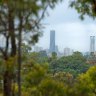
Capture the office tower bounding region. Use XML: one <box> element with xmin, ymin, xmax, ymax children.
<box><xmin>55</xmin><ymin>45</ymin><xmax>59</xmax><ymax>54</ymax></box>
<box><xmin>49</xmin><ymin>30</ymin><xmax>55</xmax><ymax>53</ymax></box>
<box><xmin>90</xmin><ymin>36</ymin><xmax>95</xmax><ymax>53</ymax></box>
<box><xmin>64</xmin><ymin>47</ymin><xmax>73</xmax><ymax>56</ymax></box>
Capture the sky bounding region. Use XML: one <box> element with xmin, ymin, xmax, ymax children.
<box><xmin>35</xmin><ymin>0</ymin><xmax>96</xmax><ymax>52</ymax></box>
<box><xmin>0</xmin><ymin>1</ymin><xmax>95</xmax><ymax>53</ymax></box>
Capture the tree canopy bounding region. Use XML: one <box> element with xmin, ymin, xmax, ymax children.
<box><xmin>49</xmin><ymin>52</ymin><xmax>91</xmax><ymax>77</ymax></box>
<box><xmin>70</xmin><ymin>0</ymin><xmax>96</xmax><ymax>19</ymax></box>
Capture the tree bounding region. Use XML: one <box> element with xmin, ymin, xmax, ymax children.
<box><xmin>49</xmin><ymin>52</ymin><xmax>91</xmax><ymax>77</ymax></box>
<box><xmin>21</xmin><ymin>60</ymin><xmax>68</xmax><ymax>96</ymax></box>
<box><xmin>39</xmin><ymin>78</ymin><xmax>65</xmax><ymax>96</ymax></box>
<box><xmin>22</xmin><ymin>60</ymin><xmax>48</xmax><ymax>96</ymax></box>
<box><xmin>51</xmin><ymin>52</ymin><xmax>57</xmax><ymax>60</ymax></box>
<box><xmin>0</xmin><ymin>0</ymin><xmax>62</xmax><ymax>96</ymax></box>
<box><xmin>31</xmin><ymin>51</ymin><xmax>48</xmax><ymax>64</ymax></box>
<box><xmin>70</xmin><ymin>0</ymin><xmax>96</xmax><ymax>19</ymax></box>
<box><xmin>72</xmin><ymin>66</ymin><xmax>96</xmax><ymax>96</ymax></box>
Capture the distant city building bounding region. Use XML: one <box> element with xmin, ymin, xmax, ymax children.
<box><xmin>45</xmin><ymin>49</ymin><xmax>49</xmax><ymax>54</ymax></box>
<box><xmin>64</xmin><ymin>47</ymin><xmax>73</xmax><ymax>56</ymax></box>
<box><xmin>49</xmin><ymin>30</ymin><xmax>55</xmax><ymax>53</ymax></box>
<box><xmin>90</xmin><ymin>36</ymin><xmax>95</xmax><ymax>53</ymax></box>
<box><xmin>34</xmin><ymin>46</ymin><xmax>43</xmax><ymax>52</ymax></box>
<box><xmin>83</xmin><ymin>52</ymin><xmax>90</xmax><ymax>56</ymax></box>
<box><xmin>57</xmin><ymin>52</ymin><xmax>64</xmax><ymax>57</ymax></box>
<box><xmin>55</xmin><ymin>45</ymin><xmax>59</xmax><ymax>55</ymax></box>
<box><xmin>86</xmin><ymin>36</ymin><xmax>96</xmax><ymax>65</ymax></box>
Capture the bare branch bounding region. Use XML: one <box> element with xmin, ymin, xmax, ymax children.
<box><xmin>32</xmin><ymin>4</ymin><xmax>49</xmax><ymax>30</ymax></box>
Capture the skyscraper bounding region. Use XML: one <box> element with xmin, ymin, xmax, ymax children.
<box><xmin>64</xmin><ymin>47</ymin><xmax>73</xmax><ymax>56</ymax></box>
<box><xmin>90</xmin><ymin>36</ymin><xmax>95</xmax><ymax>53</ymax></box>
<box><xmin>49</xmin><ymin>30</ymin><xmax>55</xmax><ymax>53</ymax></box>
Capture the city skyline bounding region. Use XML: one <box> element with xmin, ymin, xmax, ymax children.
<box><xmin>35</xmin><ymin>0</ymin><xmax>96</xmax><ymax>52</ymax></box>
<box><xmin>35</xmin><ymin>31</ymin><xmax>96</xmax><ymax>53</ymax></box>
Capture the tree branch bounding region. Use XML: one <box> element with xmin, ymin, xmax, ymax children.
<box><xmin>5</xmin><ymin>35</ymin><xmax>9</xmax><ymax>54</ymax></box>
<box><xmin>0</xmin><ymin>47</ymin><xmax>7</xmax><ymax>59</ymax></box>
<box><xmin>0</xmin><ymin>47</ymin><xmax>5</xmax><ymax>55</ymax></box>
<box><xmin>32</xmin><ymin>4</ymin><xmax>49</xmax><ymax>30</ymax></box>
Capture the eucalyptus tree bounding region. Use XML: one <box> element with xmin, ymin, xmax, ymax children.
<box><xmin>0</xmin><ymin>0</ymin><xmax>62</xmax><ymax>96</ymax></box>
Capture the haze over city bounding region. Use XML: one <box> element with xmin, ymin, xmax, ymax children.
<box><xmin>36</xmin><ymin>0</ymin><xmax>96</xmax><ymax>52</ymax></box>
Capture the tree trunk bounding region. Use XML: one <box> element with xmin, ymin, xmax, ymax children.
<box><xmin>3</xmin><ymin>7</ymin><xmax>16</xmax><ymax>96</ymax></box>
<box><xmin>3</xmin><ymin>71</ymin><xmax>12</xmax><ymax>96</ymax></box>
<box><xmin>17</xmin><ymin>13</ymin><xmax>22</xmax><ymax>96</ymax></box>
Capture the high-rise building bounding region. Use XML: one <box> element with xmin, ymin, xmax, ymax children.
<box><xmin>64</xmin><ymin>47</ymin><xmax>73</xmax><ymax>56</ymax></box>
<box><xmin>49</xmin><ymin>30</ymin><xmax>55</xmax><ymax>53</ymax></box>
<box><xmin>90</xmin><ymin>36</ymin><xmax>95</xmax><ymax>53</ymax></box>
<box><xmin>55</xmin><ymin>45</ymin><xmax>59</xmax><ymax>54</ymax></box>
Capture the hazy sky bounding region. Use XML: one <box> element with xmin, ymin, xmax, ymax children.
<box><xmin>36</xmin><ymin>0</ymin><xmax>96</xmax><ymax>52</ymax></box>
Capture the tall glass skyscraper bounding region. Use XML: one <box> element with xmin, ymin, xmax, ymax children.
<box><xmin>49</xmin><ymin>30</ymin><xmax>55</xmax><ymax>53</ymax></box>
<box><xmin>90</xmin><ymin>36</ymin><xmax>95</xmax><ymax>53</ymax></box>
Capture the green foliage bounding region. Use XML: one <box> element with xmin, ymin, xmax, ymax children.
<box><xmin>1</xmin><ymin>54</ymin><xmax>94</xmax><ymax>96</ymax></box>
<box><xmin>0</xmin><ymin>59</ymin><xmax>4</xmax><ymax>78</ymax></box>
<box><xmin>51</xmin><ymin>52</ymin><xmax>57</xmax><ymax>60</ymax></box>
<box><xmin>70</xmin><ymin>0</ymin><xmax>96</xmax><ymax>19</ymax></box>
<box><xmin>1</xmin><ymin>50</ymin><xmax>93</xmax><ymax>96</ymax></box>
<box><xmin>28</xmin><ymin>52</ymin><xmax>48</xmax><ymax>64</ymax></box>
<box><xmin>21</xmin><ymin>43</ymin><xmax>32</xmax><ymax>62</ymax></box>
<box><xmin>0</xmin><ymin>1</ymin><xmax>62</xmax><ymax>95</ymax></box>
<box><xmin>53</xmin><ymin>72</ymin><xmax>74</xmax><ymax>85</ymax></box>
<box><xmin>0</xmin><ymin>0</ymin><xmax>62</xmax><ymax>45</ymax></box>
<box><xmin>87</xmin><ymin>66</ymin><xmax>96</xmax><ymax>87</ymax></box>
<box><xmin>49</xmin><ymin>52</ymin><xmax>91</xmax><ymax>77</ymax></box>
<box><xmin>22</xmin><ymin>60</ymin><xmax>67</xmax><ymax>96</ymax></box>
<box><xmin>71</xmin><ymin>66</ymin><xmax>96</xmax><ymax>96</ymax></box>
<box><xmin>39</xmin><ymin>78</ymin><xmax>65</xmax><ymax>96</ymax></box>
<box><xmin>22</xmin><ymin>62</ymin><xmax>48</xmax><ymax>87</ymax></box>
<box><xmin>21</xmin><ymin>58</ymin><xmax>96</xmax><ymax>96</ymax></box>
<box><xmin>0</xmin><ymin>59</ymin><xmax>4</xmax><ymax>94</ymax></box>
